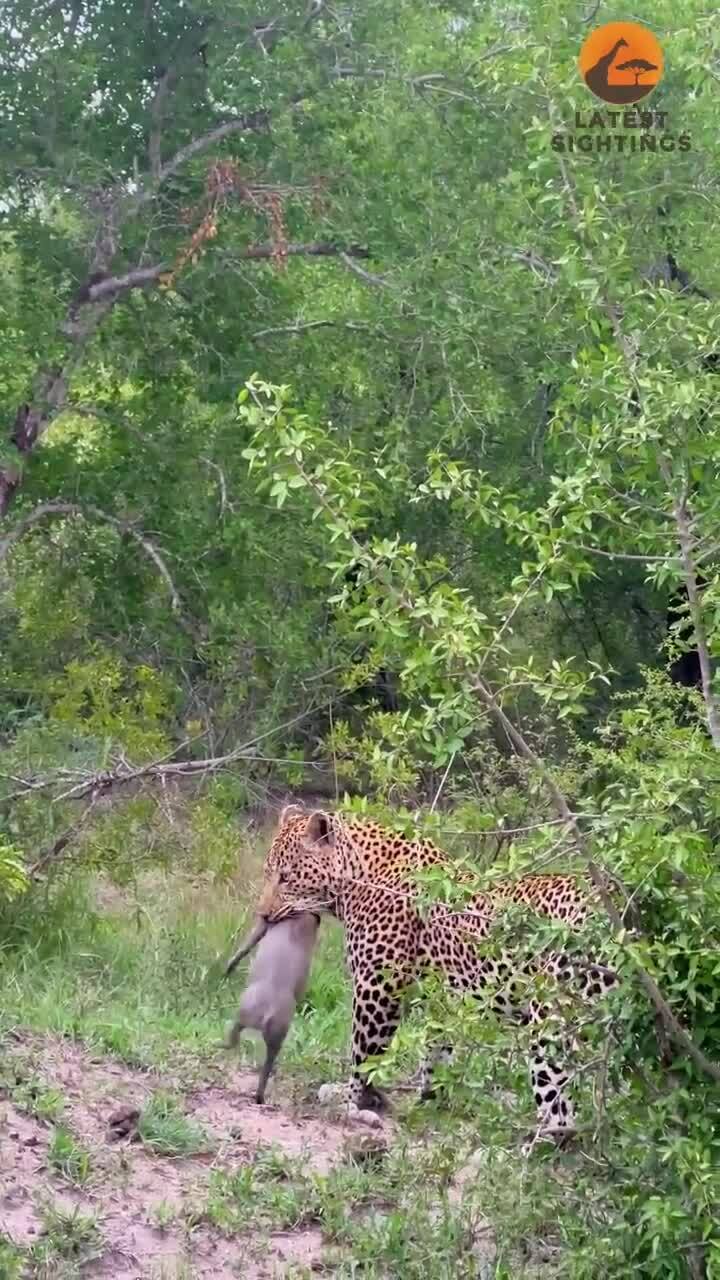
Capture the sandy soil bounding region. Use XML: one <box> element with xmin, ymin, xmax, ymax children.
<box><xmin>0</xmin><ymin>1031</ymin><xmax>395</xmax><ymax>1278</ymax></box>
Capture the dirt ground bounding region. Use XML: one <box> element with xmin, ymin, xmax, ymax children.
<box><xmin>0</xmin><ymin>1031</ymin><xmax>396</xmax><ymax>1279</ymax></box>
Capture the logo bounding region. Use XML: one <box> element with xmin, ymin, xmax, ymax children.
<box><xmin>550</xmin><ymin>23</ymin><xmax>687</xmax><ymax>153</ymax></box>
<box><xmin>579</xmin><ymin>22</ymin><xmax>663</xmax><ymax>104</ymax></box>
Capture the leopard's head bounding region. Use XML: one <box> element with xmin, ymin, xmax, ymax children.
<box><xmin>257</xmin><ymin>805</ymin><xmax>341</xmax><ymax>922</ymax></box>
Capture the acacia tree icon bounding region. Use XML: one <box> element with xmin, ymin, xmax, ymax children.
<box><xmin>617</xmin><ymin>57</ymin><xmax>658</xmax><ymax>86</ymax></box>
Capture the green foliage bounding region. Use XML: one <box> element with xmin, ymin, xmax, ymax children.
<box><xmin>0</xmin><ymin>1236</ymin><xmax>25</xmax><ymax>1280</ymax></box>
<box><xmin>46</xmin><ymin>654</ymin><xmax>173</xmax><ymax>759</ymax></box>
<box><xmin>0</xmin><ymin>836</ymin><xmax>29</xmax><ymax>901</ymax></box>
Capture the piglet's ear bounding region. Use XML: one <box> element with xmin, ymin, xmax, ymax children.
<box><xmin>303</xmin><ymin>809</ymin><xmax>335</xmax><ymax>849</ymax></box>
<box><xmin>278</xmin><ymin>803</ymin><xmax>305</xmax><ymax>827</ymax></box>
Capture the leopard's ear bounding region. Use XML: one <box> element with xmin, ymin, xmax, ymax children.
<box><xmin>278</xmin><ymin>803</ymin><xmax>305</xmax><ymax>828</ymax></box>
<box><xmin>303</xmin><ymin>809</ymin><xmax>335</xmax><ymax>850</ymax></box>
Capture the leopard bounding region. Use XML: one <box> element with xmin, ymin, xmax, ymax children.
<box><xmin>254</xmin><ymin>803</ymin><xmax>617</xmax><ymax>1142</ymax></box>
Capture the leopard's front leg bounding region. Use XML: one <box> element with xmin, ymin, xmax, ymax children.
<box><xmin>348</xmin><ymin>965</ymin><xmax>402</xmax><ymax>1113</ymax></box>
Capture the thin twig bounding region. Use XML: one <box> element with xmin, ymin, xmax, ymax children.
<box><xmin>202</xmin><ymin>458</ymin><xmax>229</xmax><ymax>517</ymax></box>
<box><xmin>429</xmin><ymin>754</ymin><xmax>455</xmax><ymax>815</ymax></box>
<box><xmin>251</xmin><ymin>319</ymin><xmax>387</xmax><ymax>340</ymax></box>
<box><xmin>563</xmin><ymin>541</ymin><xmax>678</xmax><ymax>564</ymax></box>
<box><xmin>338</xmin><ymin>251</ymin><xmax>393</xmax><ymax>288</ymax></box>
<box><xmin>28</xmin><ymin>795</ymin><xmax>99</xmax><ymax>877</ymax></box>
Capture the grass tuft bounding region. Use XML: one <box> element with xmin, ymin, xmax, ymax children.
<box><xmin>137</xmin><ymin>1090</ymin><xmax>212</xmax><ymax>1157</ymax></box>
<box><xmin>0</xmin><ymin>1235</ymin><xmax>25</xmax><ymax>1280</ymax></box>
<box><xmin>0</xmin><ymin>1057</ymin><xmax>65</xmax><ymax>1121</ymax></box>
<box><xmin>48</xmin><ymin>1124</ymin><xmax>92</xmax><ymax>1185</ymax></box>
<box><xmin>29</xmin><ymin>1200</ymin><xmax>103</xmax><ymax>1278</ymax></box>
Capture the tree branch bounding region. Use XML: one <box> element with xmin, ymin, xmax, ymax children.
<box><xmin>242</xmin><ymin>240</ymin><xmax>370</xmax><ymax>262</ymax></box>
<box><xmin>0</xmin><ymin>258</ymin><xmax>136</xmax><ymax>516</ymax></box>
<box><xmin>338</xmin><ymin>250</ymin><xmax>392</xmax><ymax>288</ymax></box>
<box><xmin>202</xmin><ymin>457</ymin><xmax>229</xmax><ymax>517</ymax></box>
<box><xmin>563</xmin><ymin>541</ymin><xmax>678</xmax><ymax>565</ymax></box>
<box><xmin>148</xmin><ymin>66</ymin><xmax>178</xmax><ymax>180</ymax></box>
<box><xmin>0</xmin><ymin>501</ymin><xmax>187</xmax><ymax>624</ymax></box>
<box><xmin>135</xmin><ymin>111</ymin><xmax>271</xmax><ymax>209</ymax></box>
<box><xmin>0</xmin><ymin>348</ymin><xmax>101</xmax><ymax>518</ymax></box>
<box><xmin>85</xmin><ymin>264</ymin><xmax>168</xmax><ymax>302</ymax></box>
<box><xmin>251</xmin><ymin>318</ymin><xmax>387</xmax><ymax>340</ymax></box>
<box><xmin>6</xmin><ymin>705</ymin><xmax>321</xmax><ymax>812</ymax></box>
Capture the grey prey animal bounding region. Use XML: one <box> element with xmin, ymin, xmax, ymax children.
<box><xmin>223</xmin><ymin>912</ymin><xmax>320</xmax><ymax>1103</ymax></box>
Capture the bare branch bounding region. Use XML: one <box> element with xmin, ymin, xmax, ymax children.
<box><xmin>242</xmin><ymin>241</ymin><xmax>371</xmax><ymax>263</ymax></box>
<box><xmin>1</xmin><ymin>704</ymin><xmax>323</xmax><ymax>817</ymax></box>
<box><xmin>0</xmin><ymin>501</ymin><xmax>185</xmax><ymax>621</ymax></box>
<box><xmin>148</xmin><ymin>66</ymin><xmax>177</xmax><ymax>179</ymax></box>
<box><xmin>251</xmin><ymin>318</ymin><xmax>387</xmax><ymax>340</ymax></box>
<box><xmin>57</xmin><ymin>705</ymin><xmax>321</xmax><ymax>804</ymax></box>
<box><xmin>1</xmin><ymin>353</ymin><xmax>97</xmax><ymax>518</ymax></box>
<box><xmin>202</xmin><ymin>457</ymin><xmax>229</xmax><ymax>517</ymax></box>
<box><xmin>68</xmin><ymin>245</ymin><xmax>373</xmax><ymax>306</ymax></box>
<box><xmin>137</xmin><ymin>111</ymin><xmax>271</xmax><ymax>207</ymax></box>
<box><xmin>563</xmin><ymin>541</ymin><xmax>679</xmax><ymax>565</ymax></box>
<box><xmin>85</xmin><ymin>263</ymin><xmax>168</xmax><ymax>302</ymax></box>
<box><xmin>338</xmin><ymin>251</ymin><xmax>393</xmax><ymax>288</ymax></box>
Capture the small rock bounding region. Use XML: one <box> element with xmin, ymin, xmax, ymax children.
<box><xmin>347</xmin><ymin>1102</ymin><xmax>382</xmax><ymax>1128</ymax></box>
<box><xmin>354</xmin><ymin>1108</ymin><xmax>383</xmax><ymax>1129</ymax></box>
<box><xmin>106</xmin><ymin>1104</ymin><xmax>141</xmax><ymax>1142</ymax></box>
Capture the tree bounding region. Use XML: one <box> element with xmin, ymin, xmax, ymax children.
<box><xmin>617</xmin><ymin>57</ymin><xmax>659</xmax><ymax>86</ymax></box>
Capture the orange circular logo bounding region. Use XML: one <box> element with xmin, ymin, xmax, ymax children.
<box><xmin>579</xmin><ymin>22</ymin><xmax>663</xmax><ymax>104</ymax></box>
